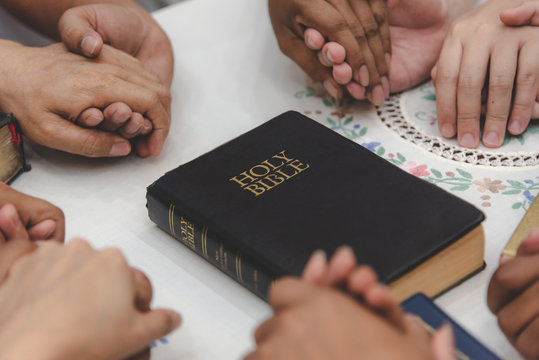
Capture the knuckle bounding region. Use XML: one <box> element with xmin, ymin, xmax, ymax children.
<box><xmin>373</xmin><ymin>8</ymin><xmax>387</xmax><ymax>24</ymax></box>
<box><xmin>489</xmin><ymin>74</ymin><xmax>513</xmax><ymax>92</ymax></box>
<box><xmin>436</xmin><ymin>71</ymin><xmax>458</xmax><ymax>85</ymax></box>
<box><xmin>363</xmin><ymin>22</ymin><xmax>379</xmax><ymax>39</ymax></box>
<box><xmin>517</xmin><ymin>71</ymin><xmax>537</xmax><ymax>87</ymax></box>
<box><xmin>458</xmin><ymin>74</ymin><xmax>482</xmax><ymax>91</ymax></box>
<box><xmin>486</xmin><ymin>112</ymin><xmax>508</xmax><ymax>123</ymax></box>
<box><xmin>457</xmin><ymin>112</ymin><xmax>479</xmax><ymax>125</ymax></box>
<box><xmin>80</xmin><ymin>133</ymin><xmax>101</xmax><ymax>157</ymax></box>
<box><xmin>327</xmin><ymin>18</ymin><xmax>348</xmax><ymax>34</ymax></box>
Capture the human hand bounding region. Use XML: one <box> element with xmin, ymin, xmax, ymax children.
<box><xmin>434</xmin><ymin>0</ymin><xmax>539</xmax><ymax>149</ymax></box>
<box><xmin>0</xmin><ymin>183</ymin><xmax>64</xmax><ymax>242</ymax></box>
<box><xmin>302</xmin><ymin>0</ymin><xmax>450</xmax><ymax>102</ymax></box>
<box><xmin>268</xmin><ymin>0</ymin><xmax>389</xmax><ymax>100</ymax></box>
<box><xmin>487</xmin><ymin>228</ymin><xmax>539</xmax><ymax>360</ymax></box>
<box><xmin>246</xmin><ymin>277</ymin><xmax>454</xmax><ymax>360</ymax></box>
<box><xmin>58</xmin><ymin>2</ymin><xmax>173</xmax><ymax>157</ymax></box>
<box><xmin>0</xmin><ymin>239</ymin><xmax>181</xmax><ymax>360</ymax></box>
<box><xmin>0</xmin><ymin>41</ymin><xmax>170</xmax><ymax>157</ymax></box>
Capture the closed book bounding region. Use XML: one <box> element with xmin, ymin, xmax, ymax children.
<box><xmin>402</xmin><ymin>293</ymin><xmax>500</xmax><ymax>359</ymax></box>
<box><xmin>146</xmin><ymin>111</ymin><xmax>485</xmax><ymax>300</ymax></box>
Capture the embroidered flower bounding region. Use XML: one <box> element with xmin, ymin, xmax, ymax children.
<box><xmin>361</xmin><ymin>142</ymin><xmax>381</xmax><ymax>152</ymax></box>
<box><xmin>523</xmin><ymin>190</ymin><xmax>536</xmax><ymax>202</ymax></box>
<box><xmin>401</xmin><ymin>162</ymin><xmax>430</xmax><ymax>177</ymax></box>
<box><xmin>473</xmin><ymin>178</ymin><xmax>507</xmax><ymax>193</ymax></box>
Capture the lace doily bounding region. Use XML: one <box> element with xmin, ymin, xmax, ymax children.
<box><xmin>376</xmin><ymin>82</ymin><xmax>539</xmax><ymax>167</ymax></box>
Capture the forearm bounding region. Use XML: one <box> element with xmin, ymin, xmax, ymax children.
<box><xmin>0</xmin><ymin>0</ymin><xmax>138</xmax><ymax>39</ymax></box>
<box><xmin>446</xmin><ymin>0</ymin><xmax>477</xmax><ymax>21</ymax></box>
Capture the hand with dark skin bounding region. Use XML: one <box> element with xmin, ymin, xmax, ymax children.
<box><xmin>268</xmin><ymin>0</ymin><xmax>390</xmax><ymax>102</ymax></box>
<box><xmin>488</xmin><ymin>228</ymin><xmax>539</xmax><ymax>360</ymax></box>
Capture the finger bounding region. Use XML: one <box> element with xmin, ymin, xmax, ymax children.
<box><xmin>456</xmin><ymin>42</ymin><xmax>490</xmax><ymax>148</ymax></box>
<box><xmin>365</xmin><ymin>284</ymin><xmax>406</xmax><ymax>331</ymax></box>
<box><xmin>140</xmin><ymin>118</ymin><xmax>153</xmax><ymax>136</ymax></box>
<box><xmin>347</xmin><ymin>265</ymin><xmax>379</xmax><ymax>296</ymax></box>
<box><xmin>301</xmin><ymin>250</ymin><xmax>328</xmax><ymax>285</ymax></box>
<box><xmin>304</xmin><ymin>28</ymin><xmax>325</xmax><ymax>50</ymax></box>
<box><xmin>135</xmin><ymin>309</ymin><xmax>182</xmax><ymax>345</ymax></box>
<box><xmin>0</xmin><ymin>238</ymin><xmax>37</xmax><ymax>283</ymax></box>
<box><xmin>102</xmin><ymin>103</ymin><xmax>133</xmax><ymax>132</ymax></box>
<box><xmin>515</xmin><ymin>315</ymin><xmax>539</xmax><ymax>360</ymax></box>
<box><xmin>298</xmin><ymin>4</ymin><xmax>378</xmax><ymax>88</ymax></box>
<box><xmin>318</xmin><ymin>42</ymin><xmax>346</xmax><ymax>66</ymax></box>
<box><xmin>0</xmin><ymin>204</ymin><xmax>29</xmax><ymax>241</ymax></box>
<box><xmin>507</xmin><ymin>41</ymin><xmax>539</xmax><ymax>135</ymax></box>
<box><xmin>118</xmin><ymin>112</ymin><xmax>145</xmax><ymax>139</ymax></box>
<box><xmin>27</xmin><ymin>219</ymin><xmax>57</xmax><ymax>241</ymax></box>
<box><xmin>59</xmin><ymin>7</ymin><xmax>104</xmax><ymax>58</ymax></box>
<box><xmin>488</xmin><ymin>253</ymin><xmax>539</xmax><ymax>313</ymax></box>
<box><xmin>517</xmin><ymin>228</ymin><xmax>539</xmax><ymax>256</ymax></box>
<box><xmin>333</xmin><ymin>62</ymin><xmax>353</xmax><ymax>85</ymax></box>
<box><xmin>347</xmin><ymin>81</ymin><xmax>366</xmax><ymax>100</ymax></box>
<box><xmin>435</xmin><ymin>38</ymin><xmax>462</xmax><ymax>139</ymax></box>
<box><xmin>269</xmin><ymin>277</ymin><xmax>313</xmax><ymax>312</ymax></box>
<box><xmin>275</xmin><ymin>27</ymin><xmax>342</xmax><ymax>98</ymax></box>
<box><xmin>500</xmin><ymin>1</ymin><xmax>539</xmax><ymax>26</ymax></box>
<box><xmin>431</xmin><ymin>323</ymin><xmax>456</xmax><ymax>360</ymax></box>
<box><xmin>132</xmin><ymin>268</ymin><xmax>153</xmax><ymax>312</ymax></box>
<box><xmin>327</xmin><ymin>245</ymin><xmax>357</xmax><ymax>287</ymax></box>
<box><xmin>254</xmin><ymin>317</ymin><xmax>277</xmax><ymax>345</ymax></box>
<box><xmin>497</xmin><ymin>280</ymin><xmax>539</xmax><ymax>342</ymax></box>
<box><xmin>348</xmin><ymin>0</ymin><xmax>389</xmax><ymax>76</ymax></box>
<box><xmin>77</xmin><ymin>108</ymin><xmax>104</xmax><ymax>128</ymax></box>
<box><xmin>37</xmin><ymin>114</ymin><xmax>131</xmax><ymax>158</ymax></box>
<box><xmin>431</xmin><ymin>65</ymin><xmax>438</xmax><ymax>83</ymax></box>
<box><xmin>482</xmin><ymin>42</ymin><xmax>518</xmax><ymax>147</ymax></box>
<box><xmin>370</xmin><ymin>0</ymin><xmax>391</xmax><ymax>56</ymax></box>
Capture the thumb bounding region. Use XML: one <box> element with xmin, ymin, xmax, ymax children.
<box><xmin>38</xmin><ymin>115</ymin><xmax>131</xmax><ymax>158</ymax></box>
<box><xmin>58</xmin><ymin>7</ymin><xmax>104</xmax><ymax>58</ymax></box>
<box><xmin>431</xmin><ymin>323</ymin><xmax>456</xmax><ymax>360</ymax></box>
<box><xmin>500</xmin><ymin>1</ymin><xmax>539</xmax><ymax>26</ymax></box>
<box><xmin>135</xmin><ymin>309</ymin><xmax>182</xmax><ymax>344</ymax></box>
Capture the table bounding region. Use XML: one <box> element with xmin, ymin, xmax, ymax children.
<box><xmin>11</xmin><ymin>0</ymin><xmax>537</xmax><ymax>358</ymax></box>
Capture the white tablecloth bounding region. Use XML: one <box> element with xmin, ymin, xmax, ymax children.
<box><xmin>10</xmin><ymin>0</ymin><xmax>533</xmax><ymax>358</ymax></box>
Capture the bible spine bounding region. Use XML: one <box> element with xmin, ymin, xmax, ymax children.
<box><xmin>147</xmin><ymin>192</ymin><xmax>273</xmax><ymax>299</ymax></box>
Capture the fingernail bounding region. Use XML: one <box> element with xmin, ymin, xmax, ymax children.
<box><xmin>323</xmin><ymin>80</ymin><xmax>338</xmax><ymax>98</ymax></box>
<box><xmin>347</xmin><ymin>82</ymin><xmax>365</xmax><ymax>100</ymax></box>
<box><xmin>385</xmin><ymin>52</ymin><xmax>391</xmax><ymax>67</ymax></box>
<box><xmin>509</xmin><ymin>121</ymin><xmax>521</xmax><ymax>134</ymax></box>
<box><xmin>109</xmin><ymin>142</ymin><xmax>131</xmax><ymax>156</ymax></box>
<box><xmin>372</xmin><ymin>85</ymin><xmax>385</xmax><ymax>106</ymax></box>
<box><xmin>381</xmin><ymin>76</ymin><xmax>390</xmax><ymax>98</ymax></box>
<box><xmin>499</xmin><ymin>255</ymin><xmax>513</xmax><ymax>265</ymax></box>
<box><xmin>441</xmin><ymin>124</ymin><xmax>455</xmax><ymax>138</ymax></box>
<box><xmin>312</xmin><ymin>249</ymin><xmax>327</xmax><ymax>262</ymax></box>
<box><xmin>460</xmin><ymin>133</ymin><xmax>476</xmax><ymax>148</ymax></box>
<box><xmin>171</xmin><ymin>312</ymin><xmax>182</xmax><ymax>329</ymax></box>
<box><xmin>305</xmin><ymin>36</ymin><xmax>316</xmax><ymax>50</ymax></box>
<box><xmin>86</xmin><ymin>115</ymin><xmax>102</xmax><ymax>127</ymax></box>
<box><xmin>484</xmin><ymin>131</ymin><xmax>500</xmax><ymax>147</ymax></box>
<box><xmin>337</xmin><ymin>245</ymin><xmax>354</xmax><ymax>256</ymax></box>
<box><xmin>359</xmin><ymin>65</ymin><xmax>369</xmax><ymax>87</ymax></box>
<box><xmin>326</xmin><ymin>49</ymin><xmax>335</xmax><ymax>64</ymax></box>
<box><xmin>81</xmin><ymin>35</ymin><xmax>99</xmax><ymax>56</ymax></box>
<box><xmin>125</xmin><ymin>120</ymin><xmax>140</xmax><ymax>135</ymax></box>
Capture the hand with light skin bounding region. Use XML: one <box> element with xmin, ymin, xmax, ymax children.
<box><xmin>245</xmin><ymin>274</ymin><xmax>455</xmax><ymax>360</ymax></box>
<box><xmin>0</xmin><ymin>0</ymin><xmax>173</xmax><ymax>157</ymax></box>
<box><xmin>0</xmin><ymin>40</ymin><xmax>169</xmax><ymax>157</ymax></box>
<box><xmin>0</xmin><ymin>239</ymin><xmax>181</xmax><ymax>360</ymax></box>
<box><xmin>300</xmin><ymin>0</ymin><xmax>474</xmax><ymax>101</ymax></box>
<box><xmin>268</xmin><ymin>0</ymin><xmax>390</xmax><ymax>102</ymax></box>
<box><xmin>0</xmin><ymin>183</ymin><xmax>64</xmax><ymax>242</ymax></box>
<box><xmin>488</xmin><ymin>228</ymin><xmax>539</xmax><ymax>360</ymax></box>
<box><xmin>433</xmin><ymin>0</ymin><xmax>539</xmax><ymax>149</ymax></box>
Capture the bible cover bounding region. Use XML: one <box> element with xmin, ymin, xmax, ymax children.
<box><xmin>402</xmin><ymin>293</ymin><xmax>500</xmax><ymax>359</ymax></box>
<box><xmin>147</xmin><ymin>111</ymin><xmax>485</xmax><ymax>299</ymax></box>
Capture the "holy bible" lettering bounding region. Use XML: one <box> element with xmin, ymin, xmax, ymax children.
<box><xmin>229</xmin><ymin>150</ymin><xmax>310</xmax><ymax>196</ymax></box>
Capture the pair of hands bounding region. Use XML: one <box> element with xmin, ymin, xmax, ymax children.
<box><xmin>269</xmin><ymin>0</ymin><xmax>453</xmax><ymax>104</ymax></box>
<box><xmin>488</xmin><ymin>228</ymin><xmax>539</xmax><ymax>360</ymax></box>
<box><xmin>0</xmin><ymin>186</ymin><xmax>180</xmax><ymax>360</ymax></box>
<box><xmin>434</xmin><ymin>0</ymin><xmax>539</xmax><ymax>148</ymax></box>
<box><xmin>247</xmin><ymin>247</ymin><xmax>454</xmax><ymax>359</ymax></box>
<box><xmin>0</xmin><ymin>2</ymin><xmax>173</xmax><ymax>158</ymax></box>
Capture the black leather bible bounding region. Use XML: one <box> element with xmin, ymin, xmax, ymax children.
<box><xmin>147</xmin><ymin>111</ymin><xmax>485</xmax><ymax>300</ymax></box>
